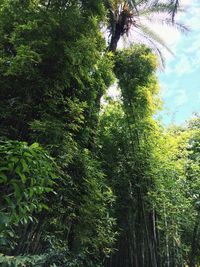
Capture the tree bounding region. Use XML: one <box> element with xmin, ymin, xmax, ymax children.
<box><xmin>183</xmin><ymin>115</ymin><xmax>200</xmax><ymax>267</ymax></box>
<box><xmin>98</xmin><ymin>45</ymin><xmax>198</xmax><ymax>267</ymax></box>
<box><xmin>0</xmin><ymin>0</ymin><xmax>193</xmax><ymax>266</ymax></box>
<box><xmin>98</xmin><ymin>45</ymin><xmax>162</xmax><ymax>267</ymax></box>
<box><xmin>106</xmin><ymin>0</ymin><xmax>187</xmax><ymax>60</ymax></box>
<box><xmin>0</xmin><ymin>0</ymin><xmax>116</xmax><ymax>265</ymax></box>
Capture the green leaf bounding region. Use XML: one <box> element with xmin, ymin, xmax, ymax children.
<box><xmin>12</xmin><ymin>183</ymin><xmax>22</xmax><ymax>202</ymax></box>
<box><xmin>21</xmin><ymin>159</ymin><xmax>30</xmax><ymax>173</ymax></box>
<box><xmin>0</xmin><ymin>173</ymin><xmax>7</xmax><ymax>183</ymax></box>
<box><xmin>30</xmin><ymin>143</ymin><xmax>39</xmax><ymax>149</ymax></box>
<box><xmin>0</xmin><ymin>212</ymin><xmax>10</xmax><ymax>226</ymax></box>
<box><xmin>16</xmin><ymin>169</ymin><xmax>26</xmax><ymax>183</ymax></box>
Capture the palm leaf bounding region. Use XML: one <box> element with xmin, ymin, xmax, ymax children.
<box><xmin>143</xmin><ymin>16</ymin><xmax>189</xmax><ymax>33</ymax></box>
<box><xmin>135</xmin><ymin>23</ymin><xmax>174</xmax><ymax>55</ymax></box>
<box><xmin>125</xmin><ymin>0</ymin><xmax>139</xmax><ymax>14</ymax></box>
<box><xmin>139</xmin><ymin>3</ymin><xmax>184</xmax><ymax>15</ymax></box>
<box><xmin>130</xmin><ymin>29</ymin><xmax>166</xmax><ymax>68</ymax></box>
<box><xmin>106</xmin><ymin>0</ymin><xmax>188</xmax><ymax>56</ymax></box>
<box><xmin>170</xmin><ymin>0</ymin><xmax>179</xmax><ymax>22</ymax></box>
<box><xmin>162</xmin><ymin>18</ymin><xmax>189</xmax><ymax>33</ymax></box>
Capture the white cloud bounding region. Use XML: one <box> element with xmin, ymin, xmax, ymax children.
<box><xmin>174</xmin><ymin>55</ymin><xmax>193</xmax><ymax>75</ymax></box>
<box><xmin>175</xmin><ymin>89</ymin><xmax>188</xmax><ymax>106</ymax></box>
<box><xmin>180</xmin><ymin>0</ymin><xmax>197</xmax><ymax>9</ymax></box>
<box><xmin>192</xmin><ymin>51</ymin><xmax>200</xmax><ymax>67</ymax></box>
<box><xmin>181</xmin><ymin>5</ymin><xmax>200</xmax><ymax>33</ymax></box>
<box><xmin>160</xmin><ymin>81</ymin><xmax>178</xmax><ymax>99</ymax></box>
<box><xmin>180</xmin><ymin>0</ymin><xmax>193</xmax><ymax>4</ymax></box>
<box><xmin>173</xmin><ymin>46</ymin><xmax>200</xmax><ymax>76</ymax></box>
<box><xmin>184</xmin><ymin>36</ymin><xmax>200</xmax><ymax>53</ymax></box>
<box><xmin>149</xmin><ymin>23</ymin><xmax>181</xmax><ymax>48</ymax></box>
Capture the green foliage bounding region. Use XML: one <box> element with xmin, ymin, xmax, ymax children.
<box><xmin>0</xmin><ymin>253</ymin><xmax>47</xmax><ymax>267</ymax></box>
<box><xmin>0</xmin><ymin>0</ymin><xmax>196</xmax><ymax>266</ymax></box>
<box><xmin>0</xmin><ymin>140</ymin><xmax>57</xmax><ymax>251</ymax></box>
<box><xmin>98</xmin><ymin>46</ymin><xmax>163</xmax><ymax>266</ymax></box>
<box><xmin>44</xmin><ymin>149</ymin><xmax>116</xmax><ymax>266</ymax></box>
<box><xmin>114</xmin><ymin>45</ymin><xmax>160</xmax><ymax>117</ymax></box>
<box><xmin>72</xmin><ymin>150</ymin><xmax>116</xmax><ymax>257</ymax></box>
<box><xmin>0</xmin><ymin>0</ymin><xmax>114</xmax><ymax>149</ymax></box>
<box><xmin>98</xmin><ymin>46</ymin><xmax>200</xmax><ymax>266</ymax></box>
<box><xmin>0</xmin><ymin>1</ymin><xmax>115</xmax><ymax>264</ymax></box>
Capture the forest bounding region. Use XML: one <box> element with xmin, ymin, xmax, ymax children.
<box><xmin>0</xmin><ymin>0</ymin><xmax>199</xmax><ymax>266</ymax></box>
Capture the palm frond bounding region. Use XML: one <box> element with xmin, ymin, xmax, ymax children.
<box><xmin>106</xmin><ymin>0</ymin><xmax>188</xmax><ymax>55</ymax></box>
<box><xmin>130</xmin><ymin>28</ymin><xmax>166</xmax><ymax>68</ymax></box>
<box><xmin>125</xmin><ymin>0</ymin><xmax>139</xmax><ymax>15</ymax></box>
<box><xmin>163</xmin><ymin>18</ymin><xmax>189</xmax><ymax>33</ymax></box>
<box><xmin>139</xmin><ymin>3</ymin><xmax>184</xmax><ymax>16</ymax></box>
<box><xmin>143</xmin><ymin>16</ymin><xmax>189</xmax><ymax>34</ymax></box>
<box><xmin>170</xmin><ymin>0</ymin><xmax>179</xmax><ymax>22</ymax></box>
<box><xmin>134</xmin><ymin>0</ymin><xmax>181</xmax><ymax>21</ymax></box>
<box><xmin>135</xmin><ymin>23</ymin><xmax>174</xmax><ymax>55</ymax></box>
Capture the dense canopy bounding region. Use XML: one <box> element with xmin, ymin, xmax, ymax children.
<box><xmin>0</xmin><ymin>1</ymin><xmax>199</xmax><ymax>267</ymax></box>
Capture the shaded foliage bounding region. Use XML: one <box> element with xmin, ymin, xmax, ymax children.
<box><xmin>0</xmin><ymin>0</ymin><xmax>197</xmax><ymax>266</ymax></box>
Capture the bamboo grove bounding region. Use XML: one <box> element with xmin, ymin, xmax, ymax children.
<box><xmin>0</xmin><ymin>1</ymin><xmax>199</xmax><ymax>267</ymax></box>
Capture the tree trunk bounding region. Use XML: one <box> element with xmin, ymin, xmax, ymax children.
<box><xmin>164</xmin><ymin>203</ymin><xmax>170</xmax><ymax>267</ymax></box>
<box><xmin>109</xmin><ymin>31</ymin><xmax>121</xmax><ymax>52</ymax></box>
<box><xmin>189</xmin><ymin>215</ymin><xmax>200</xmax><ymax>267</ymax></box>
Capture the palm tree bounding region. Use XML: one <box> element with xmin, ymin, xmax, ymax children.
<box><xmin>106</xmin><ymin>0</ymin><xmax>187</xmax><ymax>61</ymax></box>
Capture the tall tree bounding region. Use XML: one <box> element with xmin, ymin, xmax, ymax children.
<box><xmin>106</xmin><ymin>0</ymin><xmax>187</xmax><ymax>58</ymax></box>
<box><xmin>0</xmin><ymin>0</ymin><xmax>116</xmax><ymax>265</ymax></box>
<box><xmin>98</xmin><ymin>45</ymin><xmax>161</xmax><ymax>267</ymax></box>
<box><xmin>183</xmin><ymin>115</ymin><xmax>200</xmax><ymax>267</ymax></box>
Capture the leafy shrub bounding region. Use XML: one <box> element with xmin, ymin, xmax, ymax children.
<box><xmin>0</xmin><ymin>140</ymin><xmax>57</xmax><ymax>250</ymax></box>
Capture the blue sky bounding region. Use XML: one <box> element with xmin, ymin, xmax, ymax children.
<box><xmin>157</xmin><ymin>0</ymin><xmax>200</xmax><ymax>125</ymax></box>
